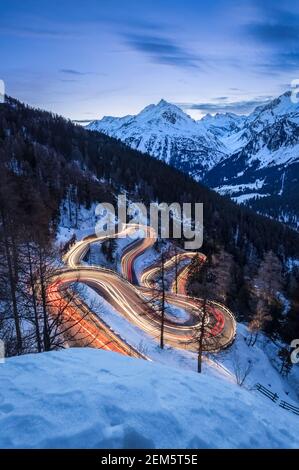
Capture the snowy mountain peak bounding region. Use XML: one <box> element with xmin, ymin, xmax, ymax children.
<box><xmin>86</xmin><ymin>99</ymin><xmax>226</xmax><ymax>178</ymax></box>
<box><xmin>160</xmin><ymin>98</ymin><xmax>170</xmax><ymax>104</ymax></box>
<box><xmin>202</xmin><ymin>111</ymin><xmax>244</xmax><ymax>122</ymax></box>
<box><xmin>246</xmin><ymin>91</ymin><xmax>299</xmax><ymax>128</ymax></box>
<box><xmin>86</xmin><ymin>91</ymin><xmax>299</xmax><ymax>221</ymax></box>
<box><xmin>201</xmin><ymin>112</ymin><xmax>246</xmax><ymax>137</ymax></box>
<box><xmin>157</xmin><ymin>98</ymin><xmax>172</xmax><ymax>107</ymax></box>
<box><xmin>136</xmin><ymin>99</ymin><xmax>195</xmax><ymax>127</ymax></box>
<box><xmin>204</xmin><ymin>91</ymin><xmax>299</xmax><ymax>228</ymax></box>
<box><xmin>87</xmin><ymin>99</ymin><xmax>196</xmax><ymax>134</ymax></box>
<box><xmin>255</xmin><ymin>91</ymin><xmax>294</xmax><ymax>114</ymax></box>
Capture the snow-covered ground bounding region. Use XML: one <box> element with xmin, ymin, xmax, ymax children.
<box><xmin>0</xmin><ymin>347</ymin><xmax>298</xmax><ymax>449</ymax></box>
<box><xmin>57</xmin><ymin>202</ymin><xmax>299</xmax><ymax>401</ymax></box>
<box><xmin>79</xmin><ymin>285</ymin><xmax>209</xmax><ymax>374</ymax></box>
<box><xmin>80</xmin><ymin>285</ymin><xmax>299</xmax><ymax>404</ymax></box>
<box><xmin>54</xmin><ymin>201</ymin><xmax>299</xmax><ymax>446</ymax></box>
<box><xmin>232</xmin><ymin>193</ymin><xmax>270</xmax><ymax>203</ymax></box>
<box><xmin>214</xmin><ymin>179</ymin><xmax>266</xmax><ymax>195</ymax></box>
<box><xmin>56</xmin><ymin>201</ymin><xmax>99</xmax><ymax>246</ymax></box>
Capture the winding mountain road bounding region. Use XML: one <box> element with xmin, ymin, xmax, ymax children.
<box><xmin>48</xmin><ymin>224</ymin><xmax>236</xmax><ymax>357</ymax></box>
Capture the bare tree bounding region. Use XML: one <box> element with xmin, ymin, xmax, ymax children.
<box><xmin>278</xmin><ymin>347</ymin><xmax>293</xmax><ymax>377</ymax></box>
<box><xmin>145</xmin><ymin>248</ymin><xmax>170</xmax><ymax>349</ymax></box>
<box><xmin>247</xmin><ymin>299</ymin><xmax>271</xmax><ymax>347</ymax></box>
<box><xmin>0</xmin><ymin>203</ymin><xmax>23</xmax><ymax>354</ymax></box>
<box><xmin>188</xmin><ymin>254</ymin><xmax>223</xmax><ymax>373</ymax></box>
<box><xmin>253</xmin><ymin>251</ymin><xmax>283</xmax><ymax>303</ymax></box>
<box><xmin>19</xmin><ymin>238</ymin><xmax>98</xmax><ymax>352</ymax></box>
<box><xmin>43</xmin><ymin>282</ymin><xmax>94</xmax><ymax>350</ymax></box>
<box><xmin>188</xmin><ymin>248</ymin><xmax>233</xmax><ymax>304</ymax></box>
<box><xmin>249</xmin><ymin>250</ymin><xmax>284</xmax><ymax>342</ymax></box>
<box><xmin>154</xmin><ymin>250</ymin><xmax>167</xmax><ymax>349</ymax></box>
<box><xmin>192</xmin><ymin>299</ymin><xmax>208</xmax><ymax>373</ymax></box>
<box><xmin>231</xmin><ymin>348</ymin><xmax>252</xmax><ymax>386</ymax></box>
<box><xmin>170</xmin><ymin>244</ymin><xmax>180</xmax><ymax>294</ymax></box>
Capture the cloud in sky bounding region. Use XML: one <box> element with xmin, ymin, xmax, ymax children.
<box><xmin>123</xmin><ymin>33</ymin><xmax>202</xmax><ymax>69</ymax></box>
<box><xmin>256</xmin><ymin>51</ymin><xmax>299</xmax><ymax>73</ymax></box>
<box><xmin>245</xmin><ymin>3</ymin><xmax>299</xmax><ymax>72</ymax></box>
<box><xmin>1</xmin><ymin>0</ymin><xmax>297</xmax><ymax>120</ymax></box>
<box><xmin>247</xmin><ymin>5</ymin><xmax>299</xmax><ymax>44</ymax></box>
<box><xmin>60</xmin><ymin>69</ymin><xmax>90</xmax><ymax>76</ymax></box>
<box><xmin>248</xmin><ymin>22</ymin><xmax>299</xmax><ymax>45</ymax></box>
<box><xmin>175</xmin><ymin>97</ymin><xmax>273</xmax><ymax>115</ymax></box>
<box><xmin>73</xmin><ymin>119</ymin><xmax>94</xmax><ymax>123</ymax></box>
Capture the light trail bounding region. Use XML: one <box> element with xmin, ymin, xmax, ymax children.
<box><xmin>48</xmin><ymin>224</ymin><xmax>236</xmax><ymax>356</ymax></box>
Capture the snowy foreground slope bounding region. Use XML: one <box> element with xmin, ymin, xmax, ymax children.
<box><xmin>0</xmin><ymin>348</ymin><xmax>298</xmax><ymax>449</ymax></box>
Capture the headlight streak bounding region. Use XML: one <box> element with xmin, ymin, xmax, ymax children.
<box><xmin>49</xmin><ymin>224</ymin><xmax>236</xmax><ymax>355</ymax></box>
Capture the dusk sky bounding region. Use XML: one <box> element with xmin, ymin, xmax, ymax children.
<box><xmin>1</xmin><ymin>0</ymin><xmax>299</xmax><ymax>121</ymax></box>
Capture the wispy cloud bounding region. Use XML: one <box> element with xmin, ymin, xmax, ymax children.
<box><xmin>60</xmin><ymin>69</ymin><xmax>91</xmax><ymax>76</ymax></box>
<box><xmin>248</xmin><ymin>22</ymin><xmax>299</xmax><ymax>45</ymax></box>
<box><xmin>245</xmin><ymin>3</ymin><xmax>299</xmax><ymax>72</ymax></box>
<box><xmin>123</xmin><ymin>33</ymin><xmax>202</xmax><ymax>69</ymax></box>
<box><xmin>73</xmin><ymin>119</ymin><xmax>95</xmax><ymax>124</ymax></box>
<box><xmin>247</xmin><ymin>4</ymin><xmax>299</xmax><ymax>44</ymax></box>
<box><xmin>59</xmin><ymin>78</ymin><xmax>79</xmax><ymax>83</ymax></box>
<box><xmin>257</xmin><ymin>51</ymin><xmax>299</xmax><ymax>73</ymax></box>
<box><xmin>60</xmin><ymin>69</ymin><xmax>85</xmax><ymax>76</ymax></box>
<box><xmin>175</xmin><ymin>97</ymin><xmax>273</xmax><ymax>115</ymax></box>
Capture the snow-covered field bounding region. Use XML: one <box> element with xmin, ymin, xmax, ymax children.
<box><xmin>79</xmin><ymin>284</ymin><xmax>299</xmax><ymax>403</ymax></box>
<box><xmin>0</xmin><ymin>348</ymin><xmax>298</xmax><ymax>449</ymax></box>
<box><xmin>57</xmin><ymin>203</ymin><xmax>299</xmax><ymax>403</ymax></box>
<box><xmin>49</xmin><ymin>202</ymin><xmax>299</xmax><ymax>449</ymax></box>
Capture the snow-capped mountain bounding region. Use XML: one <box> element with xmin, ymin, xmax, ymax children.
<box><xmin>201</xmin><ymin>112</ymin><xmax>248</xmax><ymax>153</ymax></box>
<box><xmin>87</xmin><ymin>92</ymin><xmax>299</xmax><ymax>229</ymax></box>
<box><xmin>201</xmin><ymin>112</ymin><xmax>245</xmax><ymax>137</ymax></box>
<box><xmin>87</xmin><ymin>99</ymin><xmax>227</xmax><ymax>180</ymax></box>
<box><xmin>204</xmin><ymin>92</ymin><xmax>299</xmax><ymax>228</ymax></box>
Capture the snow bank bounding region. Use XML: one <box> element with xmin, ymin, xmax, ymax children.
<box><xmin>0</xmin><ymin>348</ymin><xmax>298</xmax><ymax>449</ymax></box>
<box><xmin>72</xmin><ymin>285</ymin><xmax>299</xmax><ymax>401</ymax></box>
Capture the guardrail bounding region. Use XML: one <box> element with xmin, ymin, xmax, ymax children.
<box><xmin>254</xmin><ymin>383</ymin><xmax>279</xmax><ymax>402</ymax></box>
<box><xmin>254</xmin><ymin>383</ymin><xmax>299</xmax><ymax>416</ymax></box>
<box><xmin>279</xmin><ymin>400</ymin><xmax>299</xmax><ymax>415</ymax></box>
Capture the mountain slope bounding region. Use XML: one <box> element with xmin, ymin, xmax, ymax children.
<box><xmin>204</xmin><ymin>92</ymin><xmax>299</xmax><ymax>228</ymax></box>
<box><xmin>201</xmin><ymin>112</ymin><xmax>245</xmax><ymax>138</ymax></box>
<box><xmin>2</xmin><ymin>96</ymin><xmax>299</xmax><ymax>259</ymax></box>
<box><xmin>88</xmin><ymin>93</ymin><xmax>299</xmax><ymax>229</ymax></box>
<box><xmin>87</xmin><ymin>99</ymin><xmax>226</xmax><ymax>180</ymax></box>
<box><xmin>1</xmin><ymin>96</ymin><xmax>299</xmax><ymax>344</ymax></box>
<box><xmin>1</xmin><ymin>347</ymin><xmax>298</xmax><ymax>448</ymax></box>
